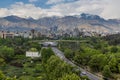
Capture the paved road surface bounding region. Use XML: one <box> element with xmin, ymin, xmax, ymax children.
<box><xmin>52</xmin><ymin>47</ymin><xmax>102</xmax><ymax>80</ymax></box>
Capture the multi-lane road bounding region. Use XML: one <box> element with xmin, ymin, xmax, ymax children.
<box><xmin>52</xmin><ymin>47</ymin><xmax>102</xmax><ymax>80</ymax></box>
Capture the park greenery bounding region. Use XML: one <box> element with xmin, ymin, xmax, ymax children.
<box><xmin>0</xmin><ymin>33</ymin><xmax>120</xmax><ymax>80</ymax></box>
<box><xmin>0</xmin><ymin>37</ymin><xmax>86</xmax><ymax>80</ymax></box>
<box><xmin>58</xmin><ymin>33</ymin><xmax>120</xmax><ymax>79</ymax></box>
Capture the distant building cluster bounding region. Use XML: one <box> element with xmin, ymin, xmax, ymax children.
<box><xmin>0</xmin><ymin>27</ymin><xmax>119</xmax><ymax>39</ymax></box>
<box><xmin>0</xmin><ymin>30</ymin><xmax>43</xmax><ymax>39</ymax></box>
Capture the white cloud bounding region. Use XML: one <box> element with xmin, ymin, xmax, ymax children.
<box><xmin>47</xmin><ymin>0</ymin><xmax>120</xmax><ymax>19</ymax></box>
<box><xmin>101</xmin><ymin>0</ymin><xmax>120</xmax><ymax>19</ymax></box>
<box><xmin>0</xmin><ymin>8</ymin><xmax>10</xmax><ymax>17</ymax></box>
<box><xmin>46</xmin><ymin>0</ymin><xmax>64</xmax><ymax>4</ymax></box>
<box><xmin>29</xmin><ymin>0</ymin><xmax>38</xmax><ymax>3</ymax></box>
<box><xmin>0</xmin><ymin>2</ymin><xmax>46</xmax><ymax>19</ymax></box>
<box><xmin>0</xmin><ymin>0</ymin><xmax>120</xmax><ymax>19</ymax></box>
<box><xmin>46</xmin><ymin>0</ymin><xmax>78</xmax><ymax>4</ymax></box>
<box><xmin>48</xmin><ymin>0</ymin><xmax>105</xmax><ymax>17</ymax></box>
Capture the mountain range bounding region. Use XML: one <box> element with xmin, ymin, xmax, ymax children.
<box><xmin>0</xmin><ymin>13</ymin><xmax>120</xmax><ymax>33</ymax></box>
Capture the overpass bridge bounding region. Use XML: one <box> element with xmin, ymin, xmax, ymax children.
<box><xmin>41</xmin><ymin>41</ymin><xmax>58</xmax><ymax>47</ymax></box>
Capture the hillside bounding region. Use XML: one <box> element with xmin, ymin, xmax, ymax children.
<box><xmin>0</xmin><ymin>13</ymin><xmax>120</xmax><ymax>33</ymax></box>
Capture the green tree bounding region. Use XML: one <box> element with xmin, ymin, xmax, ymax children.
<box><xmin>26</xmin><ymin>42</ymin><xmax>41</xmax><ymax>51</ymax></box>
<box><xmin>0</xmin><ymin>70</ymin><xmax>6</xmax><ymax>80</ymax></box>
<box><xmin>0</xmin><ymin>46</ymin><xmax>14</xmax><ymax>61</ymax></box>
<box><xmin>44</xmin><ymin>56</ymin><xmax>73</xmax><ymax>80</ymax></box>
<box><xmin>111</xmin><ymin>46</ymin><xmax>118</xmax><ymax>53</ymax></box>
<box><xmin>0</xmin><ymin>71</ymin><xmax>17</xmax><ymax>80</ymax></box>
<box><xmin>108</xmin><ymin>56</ymin><xmax>118</xmax><ymax>72</ymax></box>
<box><xmin>102</xmin><ymin>65</ymin><xmax>112</xmax><ymax>78</ymax></box>
<box><xmin>74</xmin><ymin>54</ymin><xmax>83</xmax><ymax>65</ymax></box>
<box><xmin>41</xmin><ymin>55</ymin><xmax>79</xmax><ymax>80</ymax></box>
<box><xmin>89</xmin><ymin>54</ymin><xmax>107</xmax><ymax>72</ymax></box>
<box><xmin>64</xmin><ymin>48</ymin><xmax>73</xmax><ymax>59</ymax></box>
<box><xmin>29</xmin><ymin>48</ymin><xmax>37</xmax><ymax>52</ymax></box>
<box><xmin>0</xmin><ymin>58</ymin><xmax>5</xmax><ymax>66</ymax></box>
<box><xmin>41</xmin><ymin>48</ymin><xmax>54</xmax><ymax>63</ymax></box>
<box><xmin>59</xmin><ymin>73</ymin><xmax>81</xmax><ymax>80</ymax></box>
<box><xmin>118</xmin><ymin>64</ymin><xmax>120</xmax><ymax>73</ymax></box>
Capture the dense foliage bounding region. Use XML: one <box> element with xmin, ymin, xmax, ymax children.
<box><xmin>0</xmin><ymin>37</ymin><xmax>83</xmax><ymax>80</ymax></box>
<box><xmin>40</xmin><ymin>48</ymin><xmax>82</xmax><ymax>80</ymax></box>
<box><xmin>59</xmin><ymin>35</ymin><xmax>120</xmax><ymax>79</ymax></box>
<box><xmin>1</xmin><ymin>33</ymin><xmax>120</xmax><ymax>79</ymax></box>
<box><xmin>103</xmin><ymin>33</ymin><xmax>120</xmax><ymax>45</ymax></box>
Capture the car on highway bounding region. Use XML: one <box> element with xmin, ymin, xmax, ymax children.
<box><xmin>81</xmin><ymin>71</ymin><xmax>87</xmax><ymax>75</ymax></box>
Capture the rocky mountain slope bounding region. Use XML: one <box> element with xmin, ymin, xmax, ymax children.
<box><xmin>0</xmin><ymin>13</ymin><xmax>120</xmax><ymax>33</ymax></box>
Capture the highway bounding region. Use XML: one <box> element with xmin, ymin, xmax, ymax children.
<box><xmin>52</xmin><ymin>47</ymin><xmax>102</xmax><ymax>80</ymax></box>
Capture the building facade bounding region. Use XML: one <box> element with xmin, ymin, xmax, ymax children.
<box><xmin>0</xmin><ymin>31</ymin><xmax>14</xmax><ymax>39</ymax></box>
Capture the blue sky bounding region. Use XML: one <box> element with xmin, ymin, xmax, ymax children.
<box><xmin>0</xmin><ymin>0</ymin><xmax>120</xmax><ymax>19</ymax></box>
<box><xmin>0</xmin><ymin>0</ymin><xmax>48</xmax><ymax>8</ymax></box>
<box><xmin>0</xmin><ymin>0</ymin><xmax>77</xmax><ymax>8</ymax></box>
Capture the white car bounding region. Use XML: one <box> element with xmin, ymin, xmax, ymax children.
<box><xmin>81</xmin><ymin>71</ymin><xmax>86</xmax><ymax>75</ymax></box>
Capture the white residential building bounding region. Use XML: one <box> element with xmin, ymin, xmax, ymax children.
<box><xmin>26</xmin><ymin>51</ymin><xmax>40</xmax><ymax>58</ymax></box>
